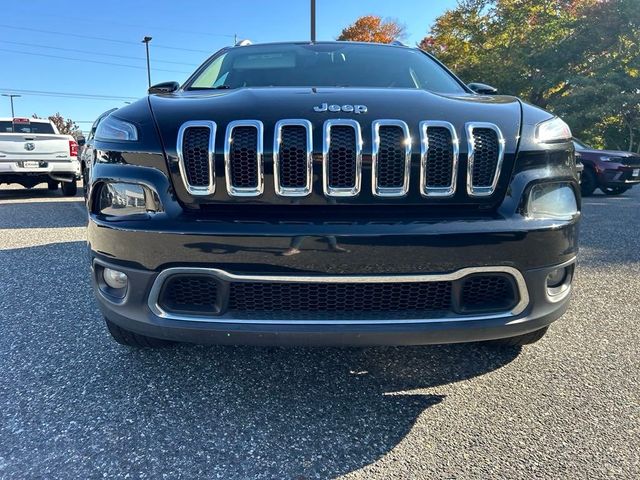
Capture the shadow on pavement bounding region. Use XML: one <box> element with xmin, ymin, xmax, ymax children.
<box><xmin>0</xmin><ymin>200</ymin><xmax>87</xmax><ymax>229</ymax></box>
<box><xmin>0</xmin><ymin>241</ymin><xmax>520</xmax><ymax>479</ymax></box>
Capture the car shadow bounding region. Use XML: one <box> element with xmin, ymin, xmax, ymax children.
<box><xmin>1</xmin><ymin>241</ymin><xmax>521</xmax><ymax>479</ymax></box>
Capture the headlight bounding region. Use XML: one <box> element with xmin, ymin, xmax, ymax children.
<box><xmin>599</xmin><ymin>156</ymin><xmax>620</xmax><ymax>162</ymax></box>
<box><xmin>97</xmin><ymin>182</ymin><xmax>160</xmax><ymax>216</ymax></box>
<box><xmin>526</xmin><ymin>183</ymin><xmax>578</xmax><ymax>220</ymax></box>
<box><xmin>535</xmin><ymin>117</ymin><xmax>571</xmax><ymax>143</ymax></box>
<box><xmin>95</xmin><ymin>116</ymin><xmax>138</xmax><ymax>142</ymax></box>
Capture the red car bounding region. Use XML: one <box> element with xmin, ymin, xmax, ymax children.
<box><xmin>574</xmin><ymin>138</ymin><xmax>640</xmax><ymax>196</ymax></box>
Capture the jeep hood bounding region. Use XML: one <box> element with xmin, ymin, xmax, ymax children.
<box><xmin>149</xmin><ymin>87</ymin><xmax>522</xmax><ymax>155</ymax></box>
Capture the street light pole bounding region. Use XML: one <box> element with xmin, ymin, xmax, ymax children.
<box><xmin>142</xmin><ymin>36</ymin><xmax>153</xmax><ymax>89</ymax></box>
<box><xmin>1</xmin><ymin>94</ymin><xmax>21</xmax><ymax>117</ymax></box>
<box><xmin>311</xmin><ymin>0</ymin><xmax>316</xmax><ymax>42</ymax></box>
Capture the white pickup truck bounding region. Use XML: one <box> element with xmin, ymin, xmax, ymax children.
<box><xmin>0</xmin><ymin>117</ymin><xmax>80</xmax><ymax>196</ymax></box>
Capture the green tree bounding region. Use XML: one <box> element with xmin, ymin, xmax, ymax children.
<box><xmin>420</xmin><ymin>0</ymin><xmax>640</xmax><ymax>152</ymax></box>
<box><xmin>338</xmin><ymin>15</ymin><xmax>407</xmax><ymax>43</ymax></box>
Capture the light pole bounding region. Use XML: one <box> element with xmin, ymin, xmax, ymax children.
<box><xmin>311</xmin><ymin>0</ymin><xmax>316</xmax><ymax>42</ymax></box>
<box><xmin>142</xmin><ymin>36</ymin><xmax>152</xmax><ymax>89</ymax></box>
<box><xmin>2</xmin><ymin>94</ymin><xmax>21</xmax><ymax>117</ymax></box>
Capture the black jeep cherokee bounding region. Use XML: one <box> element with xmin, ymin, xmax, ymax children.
<box><xmin>87</xmin><ymin>41</ymin><xmax>580</xmax><ymax>348</ymax></box>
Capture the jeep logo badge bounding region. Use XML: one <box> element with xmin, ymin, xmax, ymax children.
<box><xmin>24</xmin><ymin>142</ymin><xmax>35</xmax><ymax>151</ymax></box>
<box><xmin>313</xmin><ymin>103</ymin><xmax>368</xmax><ymax>114</ymax></box>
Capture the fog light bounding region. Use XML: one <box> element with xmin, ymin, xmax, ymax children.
<box><xmin>527</xmin><ymin>183</ymin><xmax>578</xmax><ymax>220</ymax></box>
<box><xmin>103</xmin><ymin>268</ymin><xmax>128</xmax><ymax>290</ymax></box>
<box><xmin>546</xmin><ymin>267</ymin><xmax>567</xmax><ymax>288</ymax></box>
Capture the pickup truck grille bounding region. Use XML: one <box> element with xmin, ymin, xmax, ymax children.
<box><xmin>177</xmin><ymin>119</ymin><xmax>505</xmax><ymax>200</ymax></box>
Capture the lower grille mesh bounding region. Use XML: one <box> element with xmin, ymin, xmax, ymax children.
<box><xmin>156</xmin><ymin>273</ymin><xmax>519</xmax><ymax>318</ymax></box>
<box><xmin>461</xmin><ymin>275</ymin><xmax>515</xmax><ymax>311</ymax></box>
<box><xmin>229</xmin><ymin>281</ymin><xmax>453</xmax><ymax>313</ymax></box>
<box><xmin>159</xmin><ymin>276</ymin><xmax>218</xmax><ymax>313</ymax></box>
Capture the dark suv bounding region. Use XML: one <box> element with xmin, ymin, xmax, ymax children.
<box><xmin>573</xmin><ymin>138</ymin><xmax>640</xmax><ymax>196</ymax></box>
<box><xmin>86</xmin><ymin>41</ymin><xmax>580</xmax><ymax>348</ymax></box>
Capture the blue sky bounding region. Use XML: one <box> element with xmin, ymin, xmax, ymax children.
<box><xmin>0</xmin><ymin>0</ymin><xmax>457</xmax><ymax>133</ymax></box>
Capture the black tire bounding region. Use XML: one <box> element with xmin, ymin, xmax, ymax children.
<box><xmin>580</xmin><ymin>168</ymin><xmax>598</xmax><ymax>197</ymax></box>
<box><xmin>61</xmin><ymin>180</ymin><xmax>78</xmax><ymax>196</ymax></box>
<box><xmin>490</xmin><ymin>326</ymin><xmax>549</xmax><ymax>346</ymax></box>
<box><xmin>47</xmin><ymin>180</ymin><xmax>58</xmax><ymax>191</ymax></box>
<box><xmin>105</xmin><ymin>318</ymin><xmax>176</xmax><ymax>348</ymax></box>
<box><xmin>601</xmin><ymin>186</ymin><xmax>630</xmax><ymax>196</ymax></box>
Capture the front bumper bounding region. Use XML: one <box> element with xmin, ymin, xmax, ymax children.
<box><xmin>89</xmin><ymin>212</ymin><xmax>579</xmax><ymax>345</ymax></box>
<box><xmin>600</xmin><ymin>166</ymin><xmax>640</xmax><ymax>186</ymax></box>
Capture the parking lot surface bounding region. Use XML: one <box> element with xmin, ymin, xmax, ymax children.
<box><xmin>1</xmin><ymin>185</ymin><xmax>639</xmax><ymax>479</ymax></box>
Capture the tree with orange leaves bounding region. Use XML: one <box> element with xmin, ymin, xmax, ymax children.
<box><xmin>338</xmin><ymin>15</ymin><xmax>406</xmax><ymax>44</ymax></box>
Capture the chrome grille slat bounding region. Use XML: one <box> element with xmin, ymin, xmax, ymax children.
<box><xmin>372</xmin><ymin>120</ymin><xmax>411</xmax><ymax>197</ymax></box>
<box><xmin>465</xmin><ymin>122</ymin><xmax>505</xmax><ymax>197</ymax></box>
<box><xmin>176</xmin><ymin>118</ymin><xmax>507</xmax><ymax>200</ymax></box>
<box><xmin>322</xmin><ymin>119</ymin><xmax>363</xmax><ymax>197</ymax></box>
<box><xmin>176</xmin><ymin>121</ymin><xmax>216</xmax><ymax>196</ymax></box>
<box><xmin>273</xmin><ymin>119</ymin><xmax>313</xmax><ymax>197</ymax></box>
<box><xmin>224</xmin><ymin>120</ymin><xmax>264</xmax><ymax>197</ymax></box>
<box><xmin>420</xmin><ymin>121</ymin><xmax>459</xmax><ymax>197</ymax></box>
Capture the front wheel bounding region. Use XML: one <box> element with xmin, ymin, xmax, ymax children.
<box><xmin>490</xmin><ymin>327</ymin><xmax>549</xmax><ymax>346</ymax></box>
<box><xmin>105</xmin><ymin>318</ymin><xmax>176</xmax><ymax>348</ymax></box>
<box><xmin>601</xmin><ymin>186</ymin><xmax>630</xmax><ymax>196</ymax></box>
<box><xmin>61</xmin><ymin>180</ymin><xmax>78</xmax><ymax>196</ymax></box>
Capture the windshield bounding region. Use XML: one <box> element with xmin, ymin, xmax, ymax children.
<box><xmin>0</xmin><ymin>121</ymin><xmax>55</xmax><ymax>134</ymax></box>
<box><xmin>187</xmin><ymin>43</ymin><xmax>466</xmax><ymax>94</ymax></box>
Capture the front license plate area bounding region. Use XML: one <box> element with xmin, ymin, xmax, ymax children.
<box><xmin>633</xmin><ymin>168</ymin><xmax>640</xmax><ymax>178</ymax></box>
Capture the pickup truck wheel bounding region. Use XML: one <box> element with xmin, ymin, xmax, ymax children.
<box><xmin>490</xmin><ymin>326</ymin><xmax>548</xmax><ymax>346</ymax></box>
<box><xmin>61</xmin><ymin>180</ymin><xmax>78</xmax><ymax>196</ymax></box>
<box><xmin>601</xmin><ymin>186</ymin><xmax>630</xmax><ymax>196</ymax></box>
<box><xmin>47</xmin><ymin>181</ymin><xmax>58</xmax><ymax>191</ymax></box>
<box><xmin>580</xmin><ymin>168</ymin><xmax>597</xmax><ymax>197</ymax></box>
<box><xmin>105</xmin><ymin>318</ymin><xmax>176</xmax><ymax>348</ymax></box>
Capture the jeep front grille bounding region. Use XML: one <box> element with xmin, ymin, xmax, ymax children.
<box><xmin>323</xmin><ymin>120</ymin><xmax>363</xmax><ymax>197</ymax></box>
<box><xmin>466</xmin><ymin>122</ymin><xmax>505</xmax><ymax>197</ymax></box>
<box><xmin>372</xmin><ymin>120</ymin><xmax>411</xmax><ymax>196</ymax></box>
<box><xmin>176</xmin><ymin>119</ymin><xmax>505</xmax><ymax>200</ymax></box>
<box><xmin>224</xmin><ymin>120</ymin><xmax>264</xmax><ymax>196</ymax></box>
<box><xmin>420</xmin><ymin>121</ymin><xmax>459</xmax><ymax>197</ymax></box>
<box><xmin>176</xmin><ymin>121</ymin><xmax>216</xmax><ymax>195</ymax></box>
<box><xmin>274</xmin><ymin>120</ymin><xmax>313</xmax><ymax>196</ymax></box>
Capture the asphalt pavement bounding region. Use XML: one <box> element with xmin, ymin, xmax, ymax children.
<box><xmin>0</xmin><ymin>183</ymin><xmax>638</xmax><ymax>479</ymax></box>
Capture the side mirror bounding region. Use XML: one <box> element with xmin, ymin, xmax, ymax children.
<box><xmin>77</xmin><ymin>136</ymin><xmax>86</xmax><ymax>147</ymax></box>
<box><xmin>148</xmin><ymin>81</ymin><xmax>180</xmax><ymax>94</ymax></box>
<box><xmin>468</xmin><ymin>82</ymin><xmax>498</xmax><ymax>95</ymax></box>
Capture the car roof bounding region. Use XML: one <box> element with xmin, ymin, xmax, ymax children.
<box><xmin>230</xmin><ymin>40</ymin><xmax>413</xmax><ymax>49</ymax></box>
